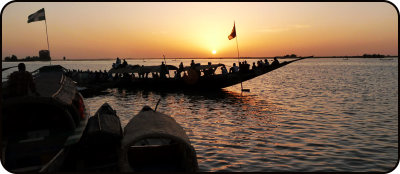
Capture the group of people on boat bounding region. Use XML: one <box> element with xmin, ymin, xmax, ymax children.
<box><xmin>112</xmin><ymin>57</ymin><xmax>128</xmax><ymax>69</ymax></box>
<box><xmin>67</xmin><ymin>57</ymin><xmax>280</xmax><ymax>84</ymax></box>
<box><xmin>66</xmin><ymin>69</ymin><xmax>112</xmax><ymax>83</ymax></box>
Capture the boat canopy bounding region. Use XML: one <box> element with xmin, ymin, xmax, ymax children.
<box><xmin>182</xmin><ymin>63</ymin><xmax>225</xmax><ymax>71</ymax></box>
<box><xmin>108</xmin><ymin>65</ymin><xmax>178</xmax><ymax>74</ymax></box>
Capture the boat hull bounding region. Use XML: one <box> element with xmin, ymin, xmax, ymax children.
<box><xmin>70</xmin><ymin>58</ymin><xmax>306</xmax><ymax>94</ymax></box>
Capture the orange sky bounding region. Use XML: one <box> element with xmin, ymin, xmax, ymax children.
<box><xmin>2</xmin><ymin>2</ymin><xmax>398</xmax><ymax>60</ymax></box>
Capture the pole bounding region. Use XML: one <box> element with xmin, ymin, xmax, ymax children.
<box><xmin>234</xmin><ymin>22</ymin><xmax>243</xmax><ymax>91</ymax></box>
<box><xmin>44</xmin><ymin>14</ymin><xmax>51</xmax><ymax>65</ymax></box>
<box><xmin>163</xmin><ymin>54</ymin><xmax>170</xmax><ymax>78</ymax></box>
<box><xmin>235</xmin><ymin>37</ymin><xmax>244</xmax><ymax>91</ymax></box>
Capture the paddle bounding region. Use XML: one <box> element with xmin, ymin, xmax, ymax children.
<box><xmin>1</xmin><ymin>66</ymin><xmax>17</xmax><ymax>72</ymax></box>
<box><xmin>154</xmin><ymin>98</ymin><xmax>162</xmax><ymax>112</ymax></box>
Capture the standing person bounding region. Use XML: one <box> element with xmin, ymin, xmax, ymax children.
<box><xmin>160</xmin><ymin>61</ymin><xmax>167</xmax><ymax>78</ymax></box>
<box><xmin>6</xmin><ymin>63</ymin><xmax>39</xmax><ymax>97</ymax></box>
<box><xmin>139</xmin><ymin>65</ymin><xmax>145</xmax><ymax>78</ymax></box>
<box><xmin>190</xmin><ymin>60</ymin><xmax>195</xmax><ymax>68</ymax></box>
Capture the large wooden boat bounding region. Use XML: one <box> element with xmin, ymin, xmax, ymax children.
<box><xmin>1</xmin><ymin>66</ymin><xmax>89</xmax><ymax>172</ymax></box>
<box><xmin>69</xmin><ymin>57</ymin><xmax>307</xmax><ymax>94</ymax></box>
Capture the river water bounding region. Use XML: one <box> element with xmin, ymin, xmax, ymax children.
<box><xmin>2</xmin><ymin>58</ymin><xmax>398</xmax><ymax>172</ymax></box>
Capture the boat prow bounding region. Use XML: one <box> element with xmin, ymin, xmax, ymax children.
<box><xmin>120</xmin><ymin>106</ymin><xmax>198</xmax><ymax>172</ymax></box>
<box><xmin>60</xmin><ymin>102</ymin><xmax>123</xmax><ymax>172</ymax></box>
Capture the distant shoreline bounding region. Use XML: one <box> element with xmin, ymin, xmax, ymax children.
<box><xmin>3</xmin><ymin>56</ymin><xmax>398</xmax><ymax>61</ymax></box>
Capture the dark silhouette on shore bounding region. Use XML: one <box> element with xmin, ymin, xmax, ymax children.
<box><xmin>4</xmin><ymin>50</ymin><xmax>51</xmax><ymax>62</ymax></box>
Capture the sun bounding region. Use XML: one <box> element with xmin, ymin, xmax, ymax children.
<box><xmin>212</xmin><ymin>50</ymin><xmax>217</xmax><ymax>54</ymax></box>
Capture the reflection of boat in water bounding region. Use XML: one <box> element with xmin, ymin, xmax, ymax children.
<box><xmin>69</xmin><ymin>57</ymin><xmax>307</xmax><ymax>93</ymax></box>
<box><xmin>380</xmin><ymin>58</ymin><xmax>394</xmax><ymax>60</ymax></box>
<box><xmin>1</xmin><ymin>66</ymin><xmax>89</xmax><ymax>172</ymax></box>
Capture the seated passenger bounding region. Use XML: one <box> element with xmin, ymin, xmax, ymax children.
<box><xmin>252</xmin><ymin>62</ymin><xmax>257</xmax><ymax>70</ymax></box>
<box><xmin>6</xmin><ymin>63</ymin><xmax>39</xmax><ymax>97</ymax></box>
<box><xmin>271</xmin><ymin>58</ymin><xmax>280</xmax><ymax>66</ymax></box>
<box><xmin>229</xmin><ymin>63</ymin><xmax>239</xmax><ymax>73</ymax></box>
<box><xmin>178</xmin><ymin>62</ymin><xmax>184</xmax><ymax>74</ymax></box>
<box><xmin>122</xmin><ymin>59</ymin><xmax>128</xmax><ymax>67</ymax></box>
<box><xmin>115</xmin><ymin>57</ymin><xmax>121</xmax><ymax>68</ymax></box>
<box><xmin>221</xmin><ymin>65</ymin><xmax>228</xmax><ymax>75</ymax></box>
<box><xmin>264</xmin><ymin>59</ymin><xmax>270</xmax><ymax>66</ymax></box>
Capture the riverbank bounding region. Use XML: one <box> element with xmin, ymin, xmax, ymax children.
<box><xmin>12</xmin><ymin>56</ymin><xmax>397</xmax><ymax>61</ymax></box>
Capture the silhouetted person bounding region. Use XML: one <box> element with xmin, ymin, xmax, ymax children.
<box><xmin>264</xmin><ymin>59</ymin><xmax>270</xmax><ymax>66</ymax></box>
<box><xmin>252</xmin><ymin>62</ymin><xmax>257</xmax><ymax>70</ymax></box>
<box><xmin>221</xmin><ymin>65</ymin><xmax>228</xmax><ymax>75</ymax></box>
<box><xmin>229</xmin><ymin>63</ymin><xmax>239</xmax><ymax>73</ymax></box>
<box><xmin>179</xmin><ymin>62</ymin><xmax>184</xmax><ymax>70</ymax></box>
<box><xmin>174</xmin><ymin>71</ymin><xmax>181</xmax><ymax>78</ymax></box>
<box><xmin>204</xmin><ymin>62</ymin><xmax>215</xmax><ymax>76</ymax></box>
<box><xmin>113</xmin><ymin>57</ymin><xmax>121</xmax><ymax>68</ymax></box>
<box><xmin>122</xmin><ymin>59</ymin><xmax>128</xmax><ymax>67</ymax></box>
<box><xmin>160</xmin><ymin>61</ymin><xmax>167</xmax><ymax>78</ymax></box>
<box><xmin>139</xmin><ymin>65</ymin><xmax>145</xmax><ymax>78</ymax></box>
<box><xmin>190</xmin><ymin>60</ymin><xmax>195</xmax><ymax>68</ymax></box>
<box><xmin>189</xmin><ymin>60</ymin><xmax>200</xmax><ymax>78</ymax></box>
<box><xmin>6</xmin><ymin>63</ymin><xmax>39</xmax><ymax>97</ymax></box>
<box><xmin>242</xmin><ymin>61</ymin><xmax>250</xmax><ymax>73</ymax></box>
<box><xmin>271</xmin><ymin>58</ymin><xmax>280</xmax><ymax>66</ymax></box>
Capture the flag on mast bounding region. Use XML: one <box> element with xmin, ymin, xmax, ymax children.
<box><xmin>228</xmin><ymin>22</ymin><xmax>236</xmax><ymax>40</ymax></box>
<box><xmin>27</xmin><ymin>8</ymin><xmax>45</xmax><ymax>23</ymax></box>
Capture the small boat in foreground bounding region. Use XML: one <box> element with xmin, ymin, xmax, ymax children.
<box><xmin>57</xmin><ymin>103</ymin><xmax>197</xmax><ymax>172</ymax></box>
<box><xmin>60</xmin><ymin>102</ymin><xmax>123</xmax><ymax>172</ymax></box>
<box><xmin>120</xmin><ymin>106</ymin><xmax>198</xmax><ymax>172</ymax></box>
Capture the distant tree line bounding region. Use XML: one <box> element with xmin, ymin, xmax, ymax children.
<box><xmin>274</xmin><ymin>54</ymin><xmax>298</xmax><ymax>58</ymax></box>
<box><xmin>4</xmin><ymin>50</ymin><xmax>51</xmax><ymax>62</ymax></box>
<box><xmin>362</xmin><ymin>54</ymin><xmax>385</xmax><ymax>58</ymax></box>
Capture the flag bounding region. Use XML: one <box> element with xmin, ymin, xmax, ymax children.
<box><xmin>28</xmin><ymin>8</ymin><xmax>45</xmax><ymax>23</ymax></box>
<box><xmin>228</xmin><ymin>22</ymin><xmax>236</xmax><ymax>40</ymax></box>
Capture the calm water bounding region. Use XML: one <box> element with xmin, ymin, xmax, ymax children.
<box><xmin>2</xmin><ymin>58</ymin><xmax>398</xmax><ymax>172</ymax></box>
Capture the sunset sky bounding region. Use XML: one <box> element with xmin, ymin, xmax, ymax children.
<box><xmin>2</xmin><ymin>2</ymin><xmax>398</xmax><ymax>60</ymax></box>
